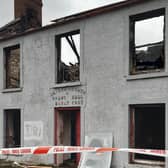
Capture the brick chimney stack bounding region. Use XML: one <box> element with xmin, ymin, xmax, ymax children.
<box><xmin>0</xmin><ymin>0</ymin><xmax>43</xmax><ymax>38</ymax></box>
<box><xmin>14</xmin><ymin>0</ymin><xmax>42</xmax><ymax>27</ymax></box>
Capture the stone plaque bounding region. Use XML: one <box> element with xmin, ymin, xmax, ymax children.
<box><xmin>50</xmin><ymin>87</ymin><xmax>86</xmax><ymax>107</ymax></box>
<box><xmin>24</xmin><ymin>121</ymin><xmax>43</xmax><ymax>141</ymax></box>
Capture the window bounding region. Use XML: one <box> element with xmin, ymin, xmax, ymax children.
<box><xmin>4</xmin><ymin>44</ymin><xmax>20</xmax><ymax>89</ymax></box>
<box><xmin>4</xmin><ymin>109</ymin><xmax>21</xmax><ymax>148</ymax></box>
<box><xmin>56</xmin><ymin>30</ymin><xmax>80</xmax><ymax>83</ymax></box>
<box><xmin>129</xmin><ymin>104</ymin><xmax>165</xmax><ymax>165</ymax></box>
<box><xmin>130</xmin><ymin>9</ymin><xmax>165</xmax><ymax>74</ymax></box>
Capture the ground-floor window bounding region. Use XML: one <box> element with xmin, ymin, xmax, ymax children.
<box><xmin>129</xmin><ymin>104</ymin><xmax>165</xmax><ymax>165</ymax></box>
<box><xmin>4</xmin><ymin>109</ymin><xmax>21</xmax><ymax>148</ymax></box>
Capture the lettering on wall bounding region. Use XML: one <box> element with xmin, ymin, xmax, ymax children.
<box><xmin>50</xmin><ymin>87</ymin><xmax>86</xmax><ymax>107</ymax></box>
<box><xmin>24</xmin><ymin>121</ymin><xmax>43</xmax><ymax>141</ymax></box>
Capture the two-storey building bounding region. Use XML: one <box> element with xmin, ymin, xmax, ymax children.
<box><xmin>0</xmin><ymin>0</ymin><xmax>167</xmax><ymax>167</ymax></box>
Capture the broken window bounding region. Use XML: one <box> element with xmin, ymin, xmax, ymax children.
<box><xmin>4</xmin><ymin>45</ymin><xmax>20</xmax><ymax>89</ymax></box>
<box><xmin>129</xmin><ymin>104</ymin><xmax>165</xmax><ymax>165</ymax></box>
<box><xmin>130</xmin><ymin>9</ymin><xmax>165</xmax><ymax>74</ymax></box>
<box><xmin>4</xmin><ymin>109</ymin><xmax>21</xmax><ymax>148</ymax></box>
<box><xmin>56</xmin><ymin>30</ymin><xmax>80</xmax><ymax>83</ymax></box>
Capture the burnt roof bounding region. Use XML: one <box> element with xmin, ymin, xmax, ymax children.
<box><xmin>0</xmin><ymin>0</ymin><xmax>153</xmax><ymax>42</ymax></box>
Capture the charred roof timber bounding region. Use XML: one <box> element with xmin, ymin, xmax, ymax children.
<box><xmin>0</xmin><ymin>0</ymin><xmax>153</xmax><ymax>41</ymax></box>
<box><xmin>0</xmin><ymin>0</ymin><xmax>42</xmax><ymax>39</ymax></box>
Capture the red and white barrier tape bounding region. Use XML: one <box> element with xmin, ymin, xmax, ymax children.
<box><xmin>0</xmin><ymin>146</ymin><xmax>167</xmax><ymax>157</ymax></box>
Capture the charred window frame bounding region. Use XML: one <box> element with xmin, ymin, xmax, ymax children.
<box><xmin>4</xmin><ymin>109</ymin><xmax>21</xmax><ymax>148</ymax></box>
<box><xmin>4</xmin><ymin>44</ymin><xmax>20</xmax><ymax>89</ymax></box>
<box><xmin>130</xmin><ymin>8</ymin><xmax>165</xmax><ymax>74</ymax></box>
<box><xmin>56</xmin><ymin>30</ymin><xmax>80</xmax><ymax>83</ymax></box>
<box><xmin>129</xmin><ymin>104</ymin><xmax>165</xmax><ymax>165</ymax></box>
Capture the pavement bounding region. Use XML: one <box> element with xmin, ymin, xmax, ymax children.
<box><xmin>0</xmin><ymin>159</ymin><xmax>77</xmax><ymax>168</ymax></box>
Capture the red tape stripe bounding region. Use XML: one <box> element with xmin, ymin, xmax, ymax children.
<box><xmin>33</xmin><ymin>146</ymin><xmax>52</xmax><ymax>154</ymax></box>
<box><xmin>96</xmin><ymin>147</ymin><xmax>118</xmax><ymax>153</ymax></box>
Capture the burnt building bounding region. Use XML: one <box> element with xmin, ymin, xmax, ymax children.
<box><xmin>0</xmin><ymin>0</ymin><xmax>167</xmax><ymax>167</ymax></box>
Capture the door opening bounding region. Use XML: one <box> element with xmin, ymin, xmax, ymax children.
<box><xmin>4</xmin><ymin>109</ymin><xmax>21</xmax><ymax>148</ymax></box>
<box><xmin>55</xmin><ymin>107</ymin><xmax>80</xmax><ymax>165</ymax></box>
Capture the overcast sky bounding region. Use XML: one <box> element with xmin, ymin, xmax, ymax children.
<box><xmin>0</xmin><ymin>0</ymin><xmax>123</xmax><ymax>27</ymax></box>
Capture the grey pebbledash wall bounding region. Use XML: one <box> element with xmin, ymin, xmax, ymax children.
<box><xmin>0</xmin><ymin>0</ymin><xmax>167</xmax><ymax>167</ymax></box>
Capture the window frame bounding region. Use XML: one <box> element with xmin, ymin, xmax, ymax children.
<box><xmin>3</xmin><ymin>43</ymin><xmax>23</xmax><ymax>92</ymax></box>
<box><xmin>129</xmin><ymin>8</ymin><xmax>165</xmax><ymax>75</ymax></box>
<box><xmin>55</xmin><ymin>30</ymin><xmax>80</xmax><ymax>84</ymax></box>
<box><xmin>129</xmin><ymin>104</ymin><xmax>165</xmax><ymax>166</ymax></box>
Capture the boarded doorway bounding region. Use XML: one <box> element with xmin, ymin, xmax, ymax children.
<box><xmin>55</xmin><ymin>107</ymin><xmax>80</xmax><ymax>165</ymax></box>
<box><xmin>4</xmin><ymin>109</ymin><xmax>21</xmax><ymax>148</ymax></box>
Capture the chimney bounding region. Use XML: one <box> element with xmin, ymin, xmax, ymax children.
<box><xmin>14</xmin><ymin>0</ymin><xmax>42</xmax><ymax>27</ymax></box>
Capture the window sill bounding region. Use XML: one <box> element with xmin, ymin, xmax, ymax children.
<box><xmin>51</xmin><ymin>81</ymin><xmax>82</xmax><ymax>88</ymax></box>
<box><xmin>2</xmin><ymin>88</ymin><xmax>22</xmax><ymax>93</ymax></box>
<box><xmin>132</xmin><ymin>159</ymin><xmax>165</xmax><ymax>166</ymax></box>
<box><xmin>125</xmin><ymin>163</ymin><xmax>165</xmax><ymax>168</ymax></box>
<box><xmin>125</xmin><ymin>72</ymin><xmax>168</xmax><ymax>81</ymax></box>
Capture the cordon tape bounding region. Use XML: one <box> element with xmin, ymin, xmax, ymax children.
<box><xmin>0</xmin><ymin>146</ymin><xmax>167</xmax><ymax>157</ymax></box>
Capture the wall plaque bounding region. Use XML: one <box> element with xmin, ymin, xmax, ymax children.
<box><xmin>24</xmin><ymin>121</ymin><xmax>43</xmax><ymax>141</ymax></box>
<box><xmin>50</xmin><ymin>87</ymin><xmax>86</xmax><ymax>107</ymax></box>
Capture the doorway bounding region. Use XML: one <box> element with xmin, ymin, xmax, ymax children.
<box><xmin>55</xmin><ymin>107</ymin><xmax>80</xmax><ymax>165</ymax></box>
<box><xmin>4</xmin><ymin>109</ymin><xmax>21</xmax><ymax>148</ymax></box>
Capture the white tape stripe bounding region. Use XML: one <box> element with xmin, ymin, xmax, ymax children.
<box><xmin>0</xmin><ymin>147</ymin><xmax>34</xmax><ymax>155</ymax></box>
<box><xmin>119</xmin><ymin>148</ymin><xmax>167</xmax><ymax>157</ymax></box>
<box><xmin>48</xmin><ymin>146</ymin><xmax>97</xmax><ymax>154</ymax></box>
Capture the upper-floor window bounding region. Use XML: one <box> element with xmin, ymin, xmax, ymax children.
<box><xmin>130</xmin><ymin>9</ymin><xmax>165</xmax><ymax>74</ymax></box>
<box><xmin>4</xmin><ymin>44</ymin><xmax>20</xmax><ymax>89</ymax></box>
<box><xmin>56</xmin><ymin>30</ymin><xmax>80</xmax><ymax>83</ymax></box>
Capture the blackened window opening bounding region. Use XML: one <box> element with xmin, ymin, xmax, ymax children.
<box><xmin>4</xmin><ymin>45</ymin><xmax>20</xmax><ymax>89</ymax></box>
<box><xmin>56</xmin><ymin>31</ymin><xmax>80</xmax><ymax>83</ymax></box>
<box><xmin>130</xmin><ymin>104</ymin><xmax>165</xmax><ymax>164</ymax></box>
<box><xmin>130</xmin><ymin>9</ymin><xmax>165</xmax><ymax>74</ymax></box>
<box><xmin>4</xmin><ymin>109</ymin><xmax>21</xmax><ymax>148</ymax></box>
